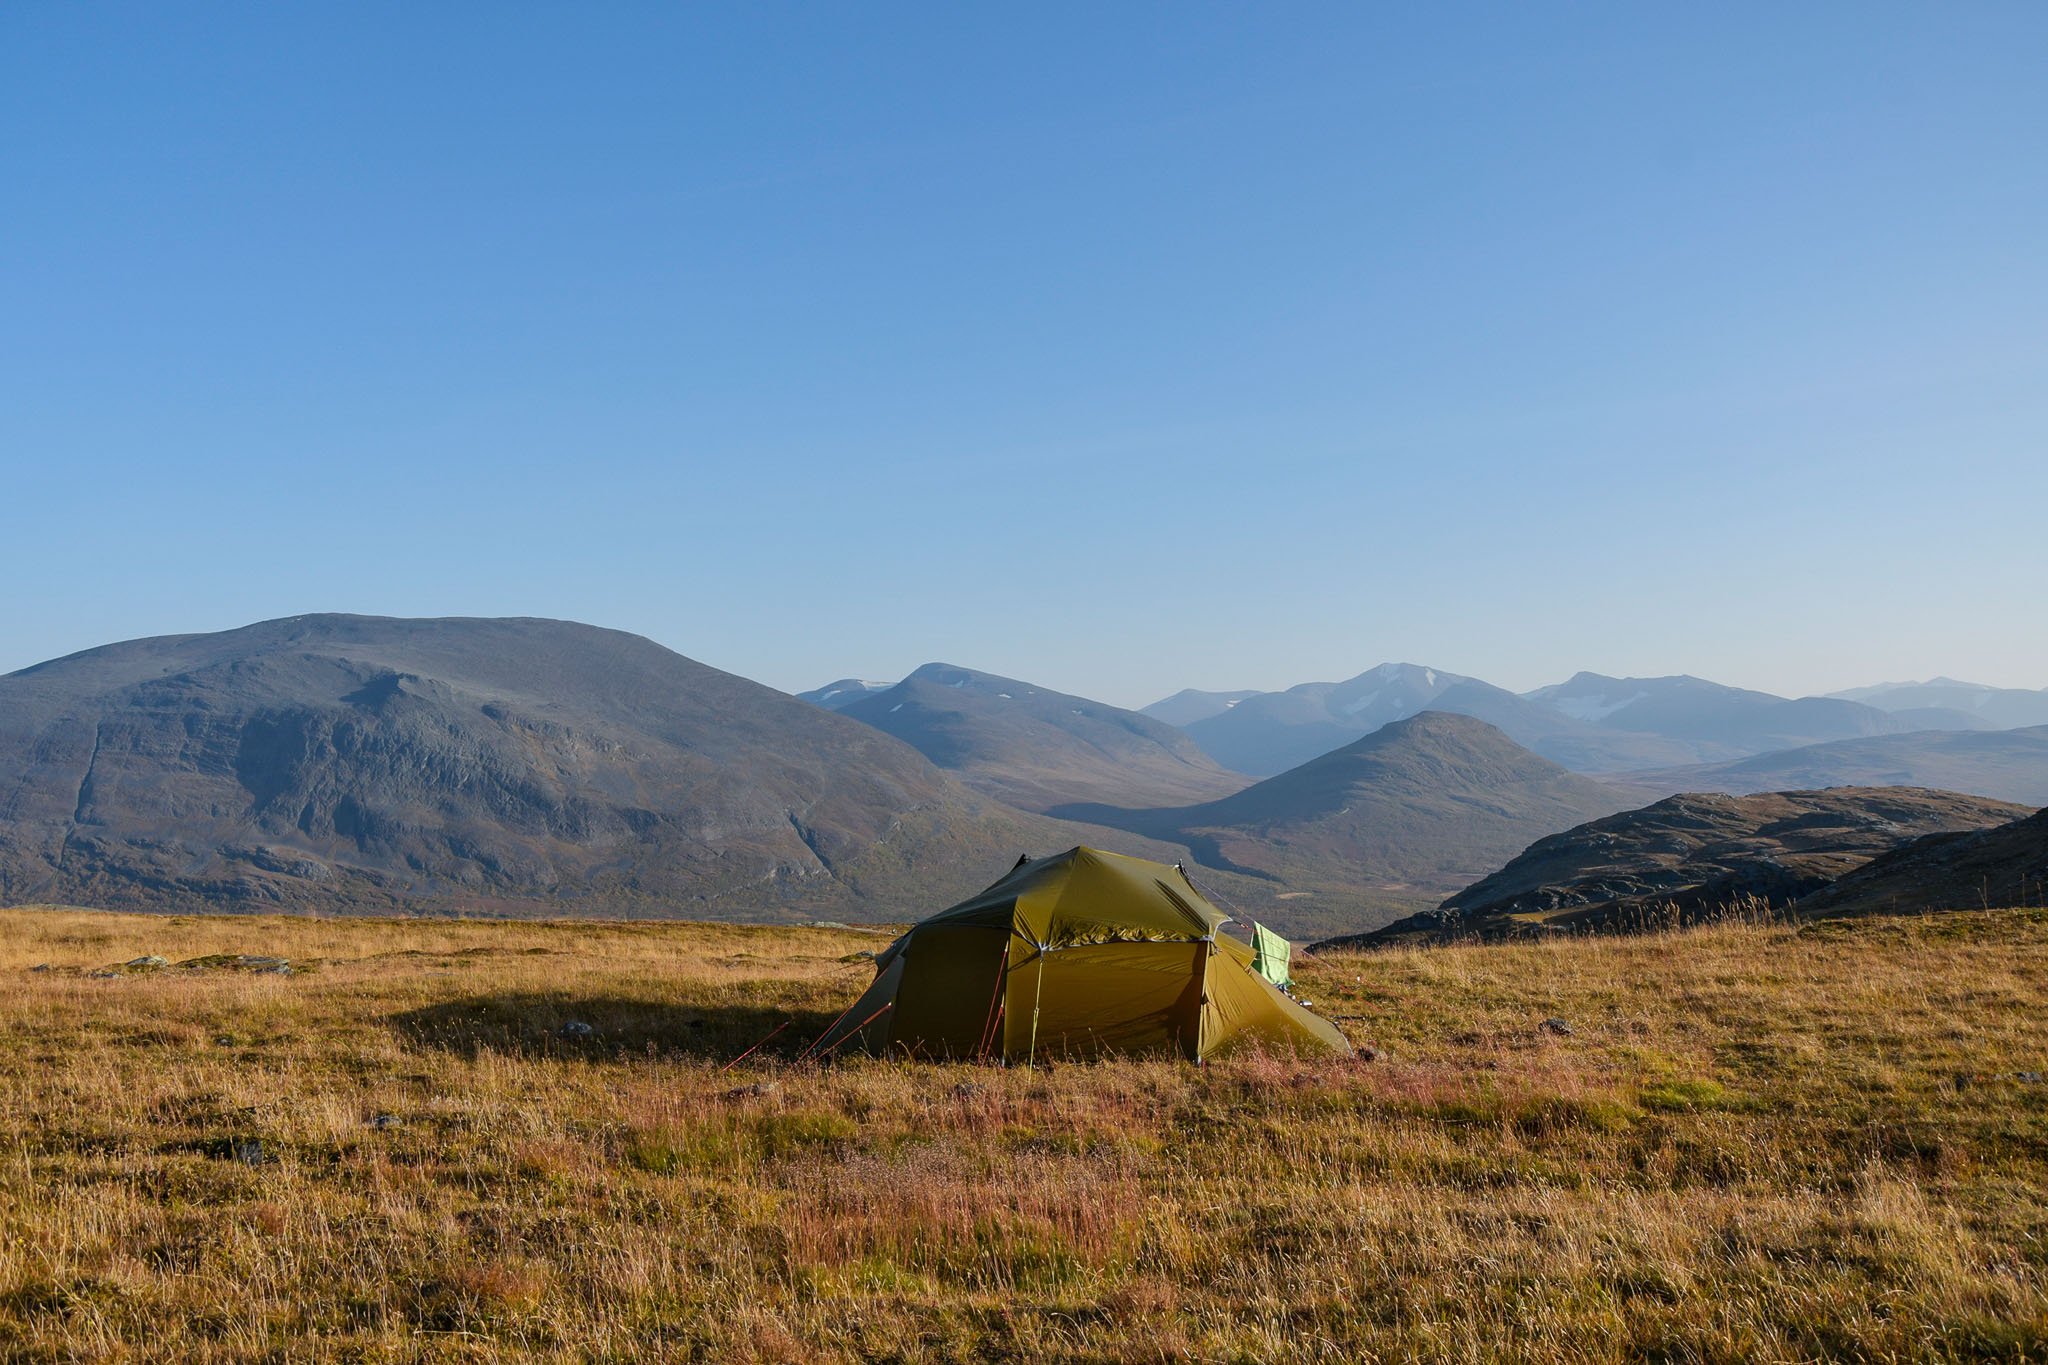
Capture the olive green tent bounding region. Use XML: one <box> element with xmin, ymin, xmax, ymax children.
<box><xmin>813</xmin><ymin>846</ymin><xmax>1349</xmax><ymax>1062</ymax></box>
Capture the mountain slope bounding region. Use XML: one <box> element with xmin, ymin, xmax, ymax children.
<box><xmin>1139</xmin><ymin>688</ymin><xmax>1265</xmax><ymax>728</ymax></box>
<box><xmin>1328</xmin><ymin>787</ymin><xmax>2034</xmax><ymax>948</ymax></box>
<box><xmin>1056</xmin><ymin>711</ymin><xmax>1636</xmax><ymax>936</ymax></box>
<box><xmin>836</xmin><ymin>663</ymin><xmax>1250</xmax><ymax>813</ymax></box>
<box><xmin>1799</xmin><ymin>807</ymin><xmax>2048</xmax><ymax>918</ymax></box>
<box><xmin>0</xmin><ymin>616</ymin><xmax>1192</xmax><ymax>919</ymax></box>
<box><xmin>1635</xmin><ymin>727</ymin><xmax>2048</xmax><ymax>807</ymax></box>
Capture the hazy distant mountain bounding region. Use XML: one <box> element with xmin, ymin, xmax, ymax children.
<box><xmin>1329</xmin><ymin>787</ymin><xmax>2034</xmax><ymax>948</ymax></box>
<box><xmin>1800</xmin><ymin>806</ymin><xmax>2048</xmax><ymax>918</ymax></box>
<box><xmin>836</xmin><ymin>663</ymin><xmax>1251</xmax><ymax>814</ymax></box>
<box><xmin>1055</xmin><ymin>712</ymin><xmax>1635</xmax><ymax>937</ymax></box>
<box><xmin>0</xmin><ymin>616</ymin><xmax>1192</xmax><ymax>919</ymax></box>
<box><xmin>797</xmin><ymin>678</ymin><xmax>896</xmax><ymax>710</ymax></box>
<box><xmin>1416</xmin><ymin>679</ymin><xmax>1709</xmax><ymax>772</ymax></box>
<box><xmin>1180</xmin><ymin>664</ymin><xmax>1699</xmax><ymax>776</ymax></box>
<box><xmin>1826</xmin><ymin>678</ymin><xmax>2048</xmax><ymax>730</ymax></box>
<box><xmin>1636</xmin><ymin>726</ymin><xmax>2048</xmax><ymax>807</ymax></box>
<box><xmin>1524</xmin><ymin>672</ymin><xmax>1976</xmax><ymax>755</ymax></box>
<box><xmin>1170</xmin><ymin>662</ymin><xmax>2009</xmax><ymax>781</ymax></box>
<box><xmin>1139</xmin><ymin>688</ymin><xmax>1266</xmax><ymax>728</ymax></box>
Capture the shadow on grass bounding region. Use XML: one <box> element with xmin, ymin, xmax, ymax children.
<box><xmin>388</xmin><ymin>994</ymin><xmax>839</xmax><ymax>1063</ymax></box>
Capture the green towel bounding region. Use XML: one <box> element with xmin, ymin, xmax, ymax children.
<box><xmin>1250</xmin><ymin>920</ymin><xmax>1292</xmax><ymax>990</ymax></box>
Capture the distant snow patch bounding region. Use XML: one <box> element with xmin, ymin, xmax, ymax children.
<box><xmin>1341</xmin><ymin>689</ymin><xmax>1385</xmax><ymax>716</ymax></box>
<box><xmin>890</xmin><ymin>703</ymin><xmax>904</xmax><ymax>713</ymax></box>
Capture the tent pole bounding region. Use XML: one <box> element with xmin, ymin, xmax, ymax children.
<box><xmin>720</xmin><ymin>1018</ymin><xmax>790</xmax><ymax>1073</ymax></box>
<box><xmin>978</xmin><ymin>940</ymin><xmax>1011</xmax><ymax>1060</ymax></box>
<box><xmin>798</xmin><ymin>990</ymin><xmax>870</xmax><ymax>1063</ymax></box>
<box><xmin>811</xmin><ymin>1001</ymin><xmax>893</xmax><ymax>1063</ymax></box>
<box><xmin>1026</xmin><ymin>943</ymin><xmax>1046</xmax><ymax>1070</ymax></box>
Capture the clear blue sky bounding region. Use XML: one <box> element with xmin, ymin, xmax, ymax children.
<box><xmin>4</xmin><ymin>4</ymin><xmax>2044</xmax><ymax>708</ymax></box>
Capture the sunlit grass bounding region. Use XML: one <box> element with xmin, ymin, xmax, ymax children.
<box><xmin>3</xmin><ymin>903</ymin><xmax>2045</xmax><ymax>1361</ymax></box>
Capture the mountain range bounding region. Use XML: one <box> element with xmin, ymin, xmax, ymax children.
<box><xmin>1129</xmin><ymin>664</ymin><xmax>1985</xmax><ymax>777</ymax></box>
<box><xmin>1825</xmin><ymin>678</ymin><xmax>2048</xmax><ymax>730</ymax></box>
<box><xmin>1635</xmin><ymin>727</ymin><xmax>2048</xmax><ymax>807</ymax></box>
<box><xmin>1051</xmin><ymin>711</ymin><xmax>1637</xmax><ymax>935</ymax></box>
<box><xmin>828</xmin><ymin>663</ymin><xmax>1249</xmax><ymax>813</ymax></box>
<box><xmin>0</xmin><ymin>618</ymin><xmax>1648</xmax><ymax>938</ymax></box>
<box><xmin>5</xmin><ymin>615</ymin><xmax>2044</xmax><ymax>941</ymax></box>
<box><xmin>0</xmin><ymin>616</ymin><xmax>1203</xmax><ymax>920</ymax></box>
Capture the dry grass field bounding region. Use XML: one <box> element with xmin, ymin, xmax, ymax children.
<box><xmin>4</xmin><ymin>903</ymin><xmax>2046</xmax><ymax>1363</ymax></box>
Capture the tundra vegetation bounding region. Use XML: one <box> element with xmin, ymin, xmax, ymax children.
<box><xmin>3</xmin><ymin>904</ymin><xmax>2045</xmax><ymax>1363</ymax></box>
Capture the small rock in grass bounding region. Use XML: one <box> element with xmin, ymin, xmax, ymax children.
<box><xmin>230</xmin><ymin>1139</ymin><xmax>269</xmax><ymax>1167</ymax></box>
<box><xmin>560</xmin><ymin>1020</ymin><xmax>595</xmax><ymax>1039</ymax></box>
<box><xmin>1539</xmin><ymin>1018</ymin><xmax>1574</xmax><ymax>1037</ymax></box>
<box><xmin>725</xmin><ymin>1081</ymin><xmax>781</xmax><ymax>1101</ymax></box>
<box><xmin>255</xmin><ymin>964</ymin><xmax>291</xmax><ymax>976</ymax></box>
<box><xmin>30</xmin><ymin>964</ymin><xmax>50</xmax><ymax>973</ymax></box>
<box><xmin>1358</xmin><ymin>1046</ymin><xmax>1389</xmax><ymax>1063</ymax></box>
<box><xmin>951</xmin><ymin>1082</ymin><xmax>986</xmax><ymax>1101</ymax></box>
<box><xmin>369</xmin><ymin>1114</ymin><xmax>404</xmax><ymax>1131</ymax></box>
<box><xmin>126</xmin><ymin>955</ymin><xmax>169</xmax><ymax>969</ymax></box>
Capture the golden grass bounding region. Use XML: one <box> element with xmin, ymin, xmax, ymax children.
<box><xmin>3</xmin><ymin>903</ymin><xmax>2046</xmax><ymax>1362</ymax></box>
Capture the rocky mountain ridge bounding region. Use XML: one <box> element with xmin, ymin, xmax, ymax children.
<box><xmin>1316</xmin><ymin>786</ymin><xmax>2036</xmax><ymax>950</ymax></box>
